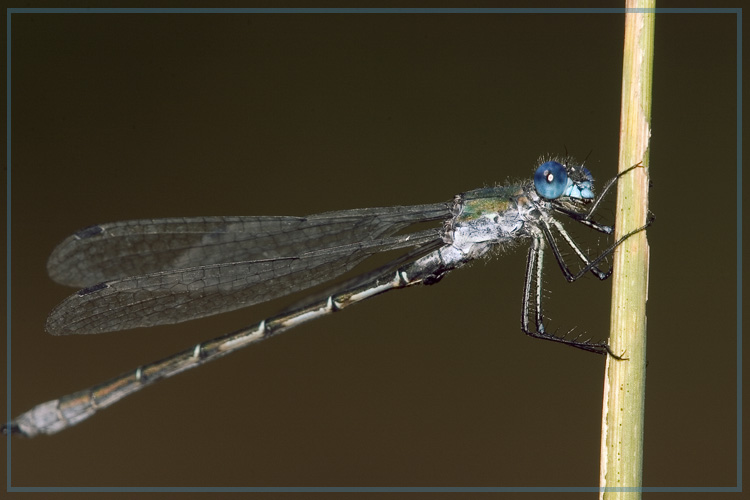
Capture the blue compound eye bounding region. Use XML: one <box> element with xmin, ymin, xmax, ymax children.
<box><xmin>534</xmin><ymin>161</ymin><xmax>568</xmax><ymax>199</ymax></box>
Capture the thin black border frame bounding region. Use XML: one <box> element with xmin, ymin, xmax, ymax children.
<box><xmin>4</xmin><ymin>6</ymin><xmax>742</xmax><ymax>494</ymax></box>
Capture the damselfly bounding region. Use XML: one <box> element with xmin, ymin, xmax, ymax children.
<box><xmin>4</xmin><ymin>158</ymin><xmax>651</xmax><ymax>437</ymax></box>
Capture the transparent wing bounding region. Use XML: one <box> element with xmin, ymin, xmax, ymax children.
<box><xmin>46</xmin><ymin>203</ymin><xmax>451</xmax><ymax>335</ymax></box>
<box><xmin>47</xmin><ymin>203</ymin><xmax>452</xmax><ymax>288</ymax></box>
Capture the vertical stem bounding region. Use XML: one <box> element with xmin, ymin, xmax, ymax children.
<box><xmin>600</xmin><ymin>2</ymin><xmax>654</xmax><ymax>499</ymax></box>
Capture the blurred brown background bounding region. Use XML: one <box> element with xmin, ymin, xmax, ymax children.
<box><xmin>3</xmin><ymin>3</ymin><xmax>739</xmax><ymax>496</ymax></box>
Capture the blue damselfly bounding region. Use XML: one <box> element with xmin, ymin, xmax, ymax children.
<box><xmin>4</xmin><ymin>158</ymin><xmax>651</xmax><ymax>437</ymax></box>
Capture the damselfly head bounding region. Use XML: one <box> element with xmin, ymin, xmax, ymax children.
<box><xmin>533</xmin><ymin>160</ymin><xmax>594</xmax><ymax>201</ymax></box>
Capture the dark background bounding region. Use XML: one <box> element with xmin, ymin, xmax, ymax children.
<box><xmin>3</xmin><ymin>3</ymin><xmax>739</xmax><ymax>497</ymax></box>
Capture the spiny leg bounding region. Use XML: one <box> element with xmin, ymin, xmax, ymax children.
<box><xmin>518</xmin><ymin>210</ymin><xmax>653</xmax><ymax>357</ymax></box>
<box><xmin>583</xmin><ymin>162</ymin><xmax>646</xmax><ymax>220</ymax></box>
<box><xmin>520</xmin><ymin>237</ymin><xmax>615</xmax><ymax>356</ymax></box>
<box><xmin>542</xmin><ymin>162</ymin><xmax>654</xmax><ymax>283</ymax></box>
<box><xmin>540</xmin><ymin>219</ymin><xmax>610</xmax><ymax>281</ymax></box>
<box><xmin>520</xmin><ymin>210</ymin><xmax>652</xmax><ymax>357</ymax></box>
<box><xmin>565</xmin><ymin>213</ymin><xmax>654</xmax><ymax>283</ymax></box>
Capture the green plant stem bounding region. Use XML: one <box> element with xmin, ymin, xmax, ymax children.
<box><xmin>600</xmin><ymin>2</ymin><xmax>654</xmax><ymax>499</ymax></box>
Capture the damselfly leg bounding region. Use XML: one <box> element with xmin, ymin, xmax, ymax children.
<box><xmin>521</xmin><ymin>163</ymin><xmax>653</xmax><ymax>356</ymax></box>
